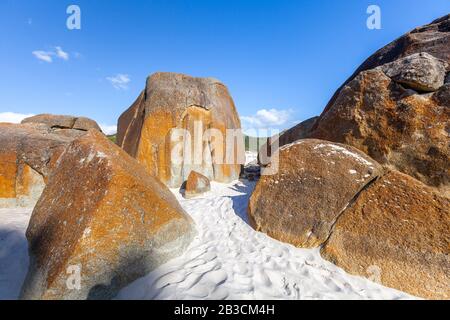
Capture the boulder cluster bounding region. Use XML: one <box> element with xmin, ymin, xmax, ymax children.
<box><xmin>251</xmin><ymin>15</ymin><xmax>450</xmax><ymax>299</ymax></box>
<box><xmin>0</xmin><ymin>73</ymin><xmax>243</xmax><ymax>299</ymax></box>
<box><xmin>0</xmin><ymin>14</ymin><xmax>448</xmax><ymax>300</ymax></box>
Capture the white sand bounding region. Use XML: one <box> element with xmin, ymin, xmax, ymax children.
<box><xmin>0</xmin><ymin>181</ymin><xmax>415</xmax><ymax>300</ymax></box>
<box><xmin>0</xmin><ymin>208</ymin><xmax>31</xmax><ymax>299</ymax></box>
<box><xmin>117</xmin><ymin>181</ymin><xmax>414</xmax><ymax>300</ymax></box>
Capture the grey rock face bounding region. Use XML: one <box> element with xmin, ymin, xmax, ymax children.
<box><xmin>377</xmin><ymin>52</ymin><xmax>448</xmax><ymax>92</ymax></box>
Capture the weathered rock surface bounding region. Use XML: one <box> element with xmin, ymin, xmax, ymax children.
<box><xmin>377</xmin><ymin>52</ymin><xmax>448</xmax><ymax>92</ymax></box>
<box><xmin>0</xmin><ymin>115</ymin><xmax>103</xmax><ymax>208</ymax></box>
<box><xmin>0</xmin><ymin>123</ymin><xmax>76</xmax><ymax>208</ymax></box>
<box><xmin>319</xmin><ymin>14</ymin><xmax>450</xmax><ymax>117</ymax></box>
<box><xmin>22</xmin><ymin>114</ymin><xmax>102</xmax><ymax>132</ymax></box>
<box><xmin>321</xmin><ymin>171</ymin><xmax>450</xmax><ymax>300</ymax></box>
<box><xmin>258</xmin><ymin>117</ymin><xmax>318</xmax><ymax>166</ymax></box>
<box><xmin>309</xmin><ymin>68</ymin><xmax>449</xmax><ymax>195</ymax></box>
<box><xmin>183</xmin><ymin>171</ymin><xmax>211</xmax><ymax>199</ymax></box>
<box><xmin>248</xmin><ymin>139</ymin><xmax>383</xmax><ymax>248</ymax></box>
<box><xmin>307</xmin><ymin>15</ymin><xmax>450</xmax><ymax>194</ymax></box>
<box><xmin>117</xmin><ymin>72</ymin><xmax>244</xmax><ymax>188</ymax></box>
<box><xmin>20</xmin><ymin>130</ymin><xmax>196</xmax><ymax>300</ymax></box>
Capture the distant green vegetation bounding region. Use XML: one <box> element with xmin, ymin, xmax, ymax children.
<box><xmin>107</xmin><ymin>134</ymin><xmax>117</xmax><ymax>143</ymax></box>
<box><xmin>244</xmin><ymin>135</ymin><xmax>267</xmax><ymax>152</ymax></box>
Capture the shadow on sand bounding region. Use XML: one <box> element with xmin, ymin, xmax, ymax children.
<box><xmin>227</xmin><ymin>180</ymin><xmax>257</xmax><ymax>225</ymax></box>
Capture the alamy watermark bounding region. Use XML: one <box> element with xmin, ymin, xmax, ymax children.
<box><xmin>66</xmin><ymin>265</ymin><xmax>81</xmax><ymax>290</ymax></box>
<box><xmin>168</xmin><ymin>121</ymin><xmax>279</xmax><ymax>175</ymax></box>
<box><xmin>67</xmin><ymin>5</ymin><xmax>81</xmax><ymax>30</ymax></box>
<box><xmin>367</xmin><ymin>5</ymin><xmax>381</xmax><ymax>30</ymax></box>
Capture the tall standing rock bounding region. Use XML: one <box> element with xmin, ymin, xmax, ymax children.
<box><xmin>307</xmin><ymin>15</ymin><xmax>450</xmax><ymax>194</ymax></box>
<box><xmin>117</xmin><ymin>72</ymin><xmax>244</xmax><ymax>188</ymax></box>
<box><xmin>20</xmin><ymin>130</ymin><xmax>196</xmax><ymax>300</ymax></box>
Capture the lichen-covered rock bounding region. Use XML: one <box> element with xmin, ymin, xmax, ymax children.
<box><xmin>321</xmin><ymin>171</ymin><xmax>450</xmax><ymax>300</ymax></box>
<box><xmin>22</xmin><ymin>114</ymin><xmax>102</xmax><ymax>132</ymax></box>
<box><xmin>377</xmin><ymin>52</ymin><xmax>448</xmax><ymax>92</ymax></box>
<box><xmin>183</xmin><ymin>171</ymin><xmax>211</xmax><ymax>199</ymax></box>
<box><xmin>320</xmin><ymin>14</ymin><xmax>450</xmax><ymax>117</ymax></box>
<box><xmin>0</xmin><ymin>123</ymin><xmax>75</xmax><ymax>208</ymax></box>
<box><xmin>248</xmin><ymin>139</ymin><xmax>383</xmax><ymax>248</ymax></box>
<box><xmin>20</xmin><ymin>130</ymin><xmax>196</xmax><ymax>300</ymax></box>
<box><xmin>307</xmin><ymin>15</ymin><xmax>450</xmax><ymax>194</ymax></box>
<box><xmin>258</xmin><ymin>116</ymin><xmax>318</xmax><ymax>166</ymax></box>
<box><xmin>117</xmin><ymin>72</ymin><xmax>244</xmax><ymax>188</ymax></box>
<box><xmin>0</xmin><ymin>115</ymin><xmax>103</xmax><ymax>208</ymax></box>
<box><xmin>309</xmin><ymin>69</ymin><xmax>449</xmax><ymax>195</ymax></box>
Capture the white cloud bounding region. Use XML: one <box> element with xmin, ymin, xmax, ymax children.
<box><xmin>107</xmin><ymin>74</ymin><xmax>131</xmax><ymax>90</ymax></box>
<box><xmin>32</xmin><ymin>50</ymin><xmax>53</xmax><ymax>63</ymax></box>
<box><xmin>55</xmin><ymin>46</ymin><xmax>69</xmax><ymax>60</ymax></box>
<box><xmin>100</xmin><ymin>124</ymin><xmax>117</xmax><ymax>135</ymax></box>
<box><xmin>241</xmin><ymin>108</ymin><xmax>293</xmax><ymax>130</ymax></box>
<box><xmin>32</xmin><ymin>46</ymin><xmax>71</xmax><ymax>63</ymax></box>
<box><xmin>0</xmin><ymin>112</ymin><xmax>35</xmax><ymax>123</ymax></box>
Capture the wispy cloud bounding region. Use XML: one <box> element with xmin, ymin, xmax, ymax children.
<box><xmin>241</xmin><ymin>108</ymin><xmax>293</xmax><ymax>130</ymax></box>
<box><xmin>32</xmin><ymin>50</ymin><xmax>53</xmax><ymax>63</ymax></box>
<box><xmin>32</xmin><ymin>46</ymin><xmax>71</xmax><ymax>63</ymax></box>
<box><xmin>0</xmin><ymin>112</ymin><xmax>35</xmax><ymax>123</ymax></box>
<box><xmin>55</xmin><ymin>46</ymin><xmax>69</xmax><ymax>60</ymax></box>
<box><xmin>100</xmin><ymin>124</ymin><xmax>117</xmax><ymax>135</ymax></box>
<box><xmin>106</xmin><ymin>74</ymin><xmax>131</xmax><ymax>90</ymax></box>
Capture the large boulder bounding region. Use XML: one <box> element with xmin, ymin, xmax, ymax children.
<box><xmin>306</xmin><ymin>15</ymin><xmax>450</xmax><ymax>194</ymax></box>
<box><xmin>0</xmin><ymin>123</ymin><xmax>75</xmax><ymax>208</ymax></box>
<box><xmin>20</xmin><ymin>130</ymin><xmax>196</xmax><ymax>300</ymax></box>
<box><xmin>321</xmin><ymin>171</ymin><xmax>450</xmax><ymax>300</ymax></box>
<box><xmin>309</xmin><ymin>68</ymin><xmax>449</xmax><ymax>195</ymax></box>
<box><xmin>117</xmin><ymin>72</ymin><xmax>244</xmax><ymax>188</ymax></box>
<box><xmin>319</xmin><ymin>14</ymin><xmax>449</xmax><ymax>117</ymax></box>
<box><xmin>248</xmin><ymin>139</ymin><xmax>383</xmax><ymax>248</ymax></box>
<box><xmin>1</xmin><ymin>115</ymin><xmax>102</xmax><ymax>208</ymax></box>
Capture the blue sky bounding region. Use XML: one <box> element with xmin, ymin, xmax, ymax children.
<box><xmin>0</xmin><ymin>0</ymin><xmax>449</xmax><ymax>134</ymax></box>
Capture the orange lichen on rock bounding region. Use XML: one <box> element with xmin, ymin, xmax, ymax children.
<box><xmin>0</xmin><ymin>115</ymin><xmax>104</xmax><ymax>208</ymax></box>
<box><xmin>248</xmin><ymin>139</ymin><xmax>383</xmax><ymax>248</ymax></box>
<box><xmin>321</xmin><ymin>171</ymin><xmax>450</xmax><ymax>300</ymax></box>
<box><xmin>183</xmin><ymin>171</ymin><xmax>211</xmax><ymax>199</ymax></box>
<box><xmin>117</xmin><ymin>72</ymin><xmax>243</xmax><ymax>188</ymax></box>
<box><xmin>0</xmin><ymin>151</ymin><xmax>17</xmax><ymax>199</ymax></box>
<box><xmin>20</xmin><ymin>130</ymin><xmax>196</xmax><ymax>300</ymax></box>
<box><xmin>310</xmin><ymin>69</ymin><xmax>450</xmax><ymax>195</ymax></box>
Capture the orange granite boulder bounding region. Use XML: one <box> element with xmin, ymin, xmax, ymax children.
<box><xmin>117</xmin><ymin>72</ymin><xmax>244</xmax><ymax>188</ymax></box>
<box><xmin>1</xmin><ymin>114</ymin><xmax>103</xmax><ymax>208</ymax></box>
<box><xmin>307</xmin><ymin>15</ymin><xmax>450</xmax><ymax>194</ymax></box>
<box><xmin>0</xmin><ymin>123</ymin><xmax>69</xmax><ymax>208</ymax></box>
<box><xmin>321</xmin><ymin>171</ymin><xmax>450</xmax><ymax>299</ymax></box>
<box><xmin>248</xmin><ymin>139</ymin><xmax>383</xmax><ymax>248</ymax></box>
<box><xmin>20</xmin><ymin>130</ymin><xmax>196</xmax><ymax>300</ymax></box>
<box><xmin>183</xmin><ymin>171</ymin><xmax>211</xmax><ymax>199</ymax></box>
